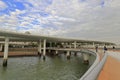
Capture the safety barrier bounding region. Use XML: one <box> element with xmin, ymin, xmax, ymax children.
<box><xmin>80</xmin><ymin>50</ymin><xmax>108</xmax><ymax>80</ymax></box>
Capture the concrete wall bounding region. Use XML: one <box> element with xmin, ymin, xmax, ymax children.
<box><xmin>80</xmin><ymin>50</ymin><xmax>108</xmax><ymax>80</ymax></box>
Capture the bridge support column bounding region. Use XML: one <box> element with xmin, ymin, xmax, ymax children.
<box><xmin>22</xmin><ymin>45</ymin><xmax>24</xmax><ymax>48</ymax></box>
<box><xmin>38</xmin><ymin>40</ymin><xmax>42</xmax><ymax>57</ymax></box>
<box><xmin>74</xmin><ymin>52</ymin><xmax>77</xmax><ymax>56</ymax></box>
<box><xmin>49</xmin><ymin>42</ymin><xmax>52</xmax><ymax>47</ymax></box>
<box><xmin>83</xmin><ymin>53</ymin><xmax>89</xmax><ymax>64</ymax></box>
<box><xmin>3</xmin><ymin>37</ymin><xmax>9</xmax><ymax>67</ymax></box>
<box><xmin>74</xmin><ymin>41</ymin><xmax>77</xmax><ymax>49</ymax></box>
<box><xmin>0</xmin><ymin>44</ymin><xmax>3</xmax><ymax>52</ymax></box>
<box><xmin>69</xmin><ymin>43</ymin><xmax>72</xmax><ymax>48</ymax></box>
<box><xmin>93</xmin><ymin>42</ymin><xmax>95</xmax><ymax>48</ymax></box>
<box><xmin>55</xmin><ymin>50</ymin><xmax>58</xmax><ymax>55</ymax></box>
<box><xmin>66</xmin><ymin>51</ymin><xmax>70</xmax><ymax>59</ymax></box>
<box><xmin>43</xmin><ymin>39</ymin><xmax>46</xmax><ymax>60</ymax></box>
<box><xmin>85</xmin><ymin>43</ymin><xmax>88</xmax><ymax>48</ymax></box>
<box><xmin>48</xmin><ymin>49</ymin><xmax>51</xmax><ymax>53</ymax></box>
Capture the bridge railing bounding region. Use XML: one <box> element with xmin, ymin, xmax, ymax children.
<box><xmin>80</xmin><ymin>50</ymin><xmax>108</xmax><ymax>80</ymax></box>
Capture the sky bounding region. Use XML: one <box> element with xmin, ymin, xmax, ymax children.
<box><xmin>0</xmin><ymin>0</ymin><xmax>120</xmax><ymax>43</ymax></box>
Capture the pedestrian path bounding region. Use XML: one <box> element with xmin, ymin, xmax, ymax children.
<box><xmin>97</xmin><ymin>51</ymin><xmax>120</xmax><ymax>80</ymax></box>
<box><xmin>107</xmin><ymin>51</ymin><xmax>120</xmax><ymax>61</ymax></box>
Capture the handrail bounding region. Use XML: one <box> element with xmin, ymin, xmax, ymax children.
<box><xmin>80</xmin><ymin>50</ymin><xmax>108</xmax><ymax>80</ymax></box>
<box><xmin>80</xmin><ymin>50</ymin><xmax>99</xmax><ymax>80</ymax></box>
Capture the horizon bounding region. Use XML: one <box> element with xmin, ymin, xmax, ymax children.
<box><xmin>0</xmin><ymin>0</ymin><xmax>120</xmax><ymax>44</ymax></box>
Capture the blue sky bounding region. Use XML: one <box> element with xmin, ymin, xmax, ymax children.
<box><xmin>0</xmin><ymin>0</ymin><xmax>120</xmax><ymax>43</ymax></box>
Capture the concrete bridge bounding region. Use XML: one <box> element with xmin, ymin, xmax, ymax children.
<box><xmin>0</xmin><ymin>30</ymin><xmax>114</xmax><ymax>67</ymax></box>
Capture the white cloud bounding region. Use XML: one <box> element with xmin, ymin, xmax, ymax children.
<box><xmin>44</xmin><ymin>0</ymin><xmax>120</xmax><ymax>43</ymax></box>
<box><xmin>0</xmin><ymin>9</ymin><xmax>26</xmax><ymax>31</ymax></box>
<box><xmin>11</xmin><ymin>9</ymin><xmax>25</xmax><ymax>16</ymax></box>
<box><xmin>24</xmin><ymin>0</ymin><xmax>120</xmax><ymax>43</ymax></box>
<box><xmin>46</xmin><ymin>0</ymin><xmax>87</xmax><ymax>18</ymax></box>
<box><xmin>0</xmin><ymin>1</ymin><xmax>7</xmax><ymax>10</ymax></box>
<box><xmin>0</xmin><ymin>0</ymin><xmax>120</xmax><ymax>43</ymax></box>
<box><xmin>108</xmin><ymin>0</ymin><xmax>120</xmax><ymax>7</ymax></box>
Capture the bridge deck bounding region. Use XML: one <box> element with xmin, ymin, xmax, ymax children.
<box><xmin>97</xmin><ymin>51</ymin><xmax>120</xmax><ymax>80</ymax></box>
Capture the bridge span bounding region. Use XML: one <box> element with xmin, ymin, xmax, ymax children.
<box><xmin>0</xmin><ymin>30</ymin><xmax>118</xmax><ymax>80</ymax></box>
<box><xmin>0</xmin><ymin>30</ymin><xmax>114</xmax><ymax>67</ymax></box>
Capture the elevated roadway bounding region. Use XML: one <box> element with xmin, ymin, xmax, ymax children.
<box><xmin>0</xmin><ymin>30</ymin><xmax>114</xmax><ymax>66</ymax></box>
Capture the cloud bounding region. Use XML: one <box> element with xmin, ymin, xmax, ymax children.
<box><xmin>46</xmin><ymin>0</ymin><xmax>120</xmax><ymax>43</ymax></box>
<box><xmin>0</xmin><ymin>0</ymin><xmax>120</xmax><ymax>43</ymax></box>
<box><xmin>0</xmin><ymin>9</ymin><xmax>26</xmax><ymax>31</ymax></box>
<box><xmin>46</xmin><ymin>0</ymin><xmax>87</xmax><ymax>18</ymax></box>
<box><xmin>108</xmin><ymin>0</ymin><xmax>120</xmax><ymax>7</ymax></box>
<box><xmin>0</xmin><ymin>0</ymin><xmax>7</xmax><ymax>10</ymax></box>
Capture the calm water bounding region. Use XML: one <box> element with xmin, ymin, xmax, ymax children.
<box><xmin>0</xmin><ymin>53</ymin><xmax>95</xmax><ymax>80</ymax></box>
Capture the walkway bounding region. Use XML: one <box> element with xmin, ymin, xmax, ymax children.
<box><xmin>97</xmin><ymin>51</ymin><xmax>120</xmax><ymax>80</ymax></box>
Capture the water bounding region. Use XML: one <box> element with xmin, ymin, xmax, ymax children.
<box><xmin>0</xmin><ymin>53</ymin><xmax>95</xmax><ymax>80</ymax></box>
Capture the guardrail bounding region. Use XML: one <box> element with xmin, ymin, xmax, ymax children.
<box><xmin>80</xmin><ymin>50</ymin><xmax>108</xmax><ymax>80</ymax></box>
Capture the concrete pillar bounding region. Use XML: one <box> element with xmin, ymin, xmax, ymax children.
<box><xmin>86</xmin><ymin>43</ymin><xmax>88</xmax><ymax>48</ymax></box>
<box><xmin>74</xmin><ymin>41</ymin><xmax>77</xmax><ymax>49</ymax></box>
<box><xmin>0</xmin><ymin>44</ymin><xmax>3</xmax><ymax>52</ymax></box>
<box><xmin>55</xmin><ymin>50</ymin><xmax>58</xmax><ymax>55</ymax></box>
<box><xmin>95</xmin><ymin>45</ymin><xmax>98</xmax><ymax>52</ymax></box>
<box><xmin>64</xmin><ymin>43</ymin><xmax>66</xmax><ymax>48</ymax></box>
<box><xmin>49</xmin><ymin>42</ymin><xmax>52</xmax><ymax>47</ymax></box>
<box><xmin>65</xmin><ymin>43</ymin><xmax>67</xmax><ymax>48</ymax></box>
<box><xmin>69</xmin><ymin>43</ymin><xmax>72</xmax><ymax>48</ymax></box>
<box><xmin>48</xmin><ymin>49</ymin><xmax>51</xmax><ymax>53</ymax></box>
<box><xmin>43</xmin><ymin>39</ymin><xmax>46</xmax><ymax>60</ymax></box>
<box><xmin>74</xmin><ymin>52</ymin><xmax>77</xmax><ymax>56</ymax></box>
<box><xmin>55</xmin><ymin>42</ymin><xmax>57</xmax><ymax>47</ymax></box>
<box><xmin>83</xmin><ymin>53</ymin><xmax>89</xmax><ymax>64</ymax></box>
<box><xmin>93</xmin><ymin>42</ymin><xmax>95</xmax><ymax>48</ymax></box>
<box><xmin>3</xmin><ymin>37</ymin><xmax>9</xmax><ymax>67</ymax></box>
<box><xmin>66</xmin><ymin>51</ymin><xmax>70</xmax><ymax>59</ymax></box>
<box><xmin>22</xmin><ymin>45</ymin><xmax>24</xmax><ymax>48</ymax></box>
<box><xmin>38</xmin><ymin>40</ymin><xmax>42</xmax><ymax>57</ymax></box>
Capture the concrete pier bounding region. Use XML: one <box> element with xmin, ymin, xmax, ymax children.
<box><xmin>83</xmin><ymin>53</ymin><xmax>89</xmax><ymax>64</ymax></box>
<box><xmin>48</xmin><ymin>49</ymin><xmax>51</xmax><ymax>53</ymax></box>
<box><xmin>3</xmin><ymin>37</ymin><xmax>9</xmax><ymax>67</ymax></box>
<box><xmin>0</xmin><ymin>44</ymin><xmax>3</xmax><ymax>52</ymax></box>
<box><xmin>74</xmin><ymin>52</ymin><xmax>77</xmax><ymax>56</ymax></box>
<box><xmin>66</xmin><ymin>51</ymin><xmax>70</xmax><ymax>59</ymax></box>
<box><xmin>55</xmin><ymin>50</ymin><xmax>58</xmax><ymax>55</ymax></box>
<box><xmin>43</xmin><ymin>39</ymin><xmax>46</xmax><ymax>60</ymax></box>
<box><xmin>38</xmin><ymin>40</ymin><xmax>42</xmax><ymax>57</ymax></box>
<box><xmin>93</xmin><ymin>42</ymin><xmax>95</xmax><ymax>48</ymax></box>
<box><xmin>69</xmin><ymin>43</ymin><xmax>72</xmax><ymax>48</ymax></box>
<box><xmin>74</xmin><ymin>41</ymin><xmax>77</xmax><ymax>49</ymax></box>
<box><xmin>49</xmin><ymin>42</ymin><xmax>52</xmax><ymax>47</ymax></box>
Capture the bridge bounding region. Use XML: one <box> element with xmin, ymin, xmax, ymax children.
<box><xmin>0</xmin><ymin>30</ymin><xmax>119</xmax><ymax>80</ymax></box>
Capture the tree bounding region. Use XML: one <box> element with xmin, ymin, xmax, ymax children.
<box><xmin>25</xmin><ymin>31</ymin><xmax>31</xmax><ymax>34</ymax></box>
